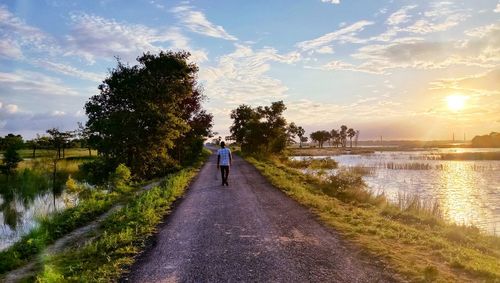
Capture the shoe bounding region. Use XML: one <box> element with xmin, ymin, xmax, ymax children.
<box><xmin>225</xmin><ymin>182</ymin><xmax>229</xmax><ymax>186</ymax></box>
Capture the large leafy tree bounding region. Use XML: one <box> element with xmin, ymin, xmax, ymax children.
<box><xmin>230</xmin><ymin>101</ymin><xmax>290</xmax><ymax>154</ymax></box>
<box><xmin>310</xmin><ymin>130</ymin><xmax>331</xmax><ymax>148</ymax></box>
<box><xmin>85</xmin><ymin>51</ymin><xmax>211</xmax><ymax>178</ymax></box>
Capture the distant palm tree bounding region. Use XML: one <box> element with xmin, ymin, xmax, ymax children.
<box><xmin>347</xmin><ymin>128</ymin><xmax>356</xmax><ymax>148</ymax></box>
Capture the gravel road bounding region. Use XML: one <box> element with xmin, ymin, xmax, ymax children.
<box><xmin>123</xmin><ymin>151</ymin><xmax>400</xmax><ymax>283</ymax></box>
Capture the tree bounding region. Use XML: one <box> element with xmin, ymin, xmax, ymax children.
<box><xmin>296</xmin><ymin>126</ymin><xmax>306</xmax><ymax>148</ymax></box>
<box><xmin>310</xmin><ymin>130</ymin><xmax>331</xmax><ymax>148</ymax></box>
<box><xmin>347</xmin><ymin>128</ymin><xmax>356</xmax><ymax>148</ymax></box>
<box><xmin>0</xmin><ymin>143</ymin><xmax>22</xmax><ymax>181</ymax></box>
<box><xmin>340</xmin><ymin>125</ymin><xmax>348</xmax><ymax>147</ymax></box>
<box><xmin>77</xmin><ymin>122</ymin><xmax>94</xmax><ymax>156</ymax></box>
<box><xmin>85</xmin><ymin>51</ymin><xmax>212</xmax><ymax>179</ymax></box>
<box><xmin>0</xmin><ymin>134</ymin><xmax>23</xmax><ymax>151</ymax></box>
<box><xmin>230</xmin><ymin>101</ymin><xmax>289</xmax><ymax>154</ymax></box>
<box><xmin>286</xmin><ymin>122</ymin><xmax>299</xmax><ymax>146</ymax></box>
<box><xmin>330</xmin><ymin>129</ymin><xmax>340</xmax><ymax>148</ymax></box>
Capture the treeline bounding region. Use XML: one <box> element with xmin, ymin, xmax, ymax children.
<box><xmin>1</xmin><ymin>51</ymin><xmax>213</xmax><ymax>183</ymax></box>
<box><xmin>471</xmin><ymin>132</ymin><xmax>500</xmax><ymax>148</ymax></box>
<box><xmin>229</xmin><ymin>101</ymin><xmax>305</xmax><ymax>154</ymax></box>
<box><xmin>309</xmin><ymin>126</ymin><xmax>359</xmax><ymax>148</ymax></box>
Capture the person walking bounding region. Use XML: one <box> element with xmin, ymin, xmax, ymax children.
<box><xmin>217</xmin><ymin>141</ymin><xmax>232</xmax><ymax>186</ymax></box>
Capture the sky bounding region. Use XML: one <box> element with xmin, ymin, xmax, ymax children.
<box><xmin>0</xmin><ymin>0</ymin><xmax>499</xmax><ymax>140</ymax></box>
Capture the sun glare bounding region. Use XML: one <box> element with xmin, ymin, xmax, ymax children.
<box><xmin>446</xmin><ymin>95</ymin><xmax>467</xmax><ymax>111</ymax></box>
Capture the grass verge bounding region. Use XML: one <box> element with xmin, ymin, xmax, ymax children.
<box><xmin>0</xmin><ymin>189</ymin><xmax>124</xmax><ymax>275</ymax></box>
<box><xmin>245</xmin><ymin>156</ymin><xmax>500</xmax><ymax>282</ymax></box>
<box><xmin>34</xmin><ymin>149</ymin><xmax>210</xmax><ymax>282</ymax></box>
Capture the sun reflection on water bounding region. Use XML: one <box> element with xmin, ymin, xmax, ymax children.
<box><xmin>437</xmin><ymin>162</ymin><xmax>491</xmax><ymax>228</ymax></box>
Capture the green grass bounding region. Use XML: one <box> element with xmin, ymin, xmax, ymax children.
<box><xmin>34</xmin><ymin>150</ymin><xmax>210</xmax><ymax>282</ymax></box>
<box><xmin>245</xmin><ymin>155</ymin><xmax>500</xmax><ymax>282</ymax></box>
<box><xmin>36</xmin><ymin>171</ymin><xmax>195</xmax><ymax>281</ymax></box>
<box><xmin>284</xmin><ymin>156</ymin><xmax>338</xmax><ymax>169</ymax></box>
<box><xmin>0</xmin><ymin>148</ymin><xmax>97</xmax><ymax>160</ymax></box>
<box><xmin>0</xmin><ymin>189</ymin><xmax>124</xmax><ymax>275</ymax></box>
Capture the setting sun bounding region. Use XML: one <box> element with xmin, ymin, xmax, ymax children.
<box><xmin>446</xmin><ymin>95</ymin><xmax>468</xmax><ymax>111</ymax></box>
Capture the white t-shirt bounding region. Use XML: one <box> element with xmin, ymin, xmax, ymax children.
<box><xmin>217</xmin><ymin>147</ymin><xmax>231</xmax><ymax>166</ymax></box>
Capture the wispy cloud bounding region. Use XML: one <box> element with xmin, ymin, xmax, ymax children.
<box><xmin>386</xmin><ymin>5</ymin><xmax>417</xmax><ymax>26</ymax></box>
<box><xmin>296</xmin><ymin>20</ymin><xmax>373</xmax><ymax>53</ymax></box>
<box><xmin>171</xmin><ymin>5</ymin><xmax>237</xmax><ymax>41</ymax></box>
<box><xmin>321</xmin><ymin>0</ymin><xmax>340</xmax><ymax>4</ymax></box>
<box><xmin>66</xmin><ymin>13</ymin><xmax>206</xmax><ymax>63</ymax></box>
<box><xmin>34</xmin><ymin>60</ymin><xmax>104</xmax><ymax>82</ymax></box>
<box><xmin>200</xmin><ymin>44</ymin><xmax>300</xmax><ymax>105</ymax></box>
<box><xmin>0</xmin><ymin>71</ymin><xmax>80</xmax><ymax>96</ymax></box>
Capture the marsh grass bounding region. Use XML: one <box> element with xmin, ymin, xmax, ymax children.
<box><xmin>284</xmin><ymin>157</ymin><xmax>338</xmax><ymax>169</ymax></box>
<box><xmin>246</xmin><ymin>155</ymin><xmax>500</xmax><ymax>282</ymax></box>
<box><xmin>386</xmin><ymin>162</ymin><xmax>432</xmax><ymax>170</ymax></box>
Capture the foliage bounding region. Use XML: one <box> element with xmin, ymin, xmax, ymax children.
<box><xmin>0</xmin><ymin>189</ymin><xmax>122</xmax><ymax>275</ymax></box>
<box><xmin>309</xmin><ymin>130</ymin><xmax>331</xmax><ymax>148</ymax></box>
<box><xmin>110</xmin><ymin>163</ymin><xmax>132</xmax><ymax>189</ymax></box>
<box><xmin>471</xmin><ymin>132</ymin><xmax>500</xmax><ymax>147</ymax></box>
<box><xmin>285</xmin><ymin>157</ymin><xmax>338</xmax><ymax>169</ymax></box>
<box><xmin>35</xmin><ymin>169</ymin><xmax>198</xmax><ymax>282</ymax></box>
<box><xmin>85</xmin><ymin>51</ymin><xmax>212</xmax><ymax>179</ymax></box>
<box><xmin>230</xmin><ymin>101</ymin><xmax>295</xmax><ymax>154</ymax></box>
<box><xmin>0</xmin><ymin>145</ymin><xmax>22</xmax><ymax>176</ymax></box>
<box><xmin>246</xmin><ymin>156</ymin><xmax>500</xmax><ymax>282</ymax></box>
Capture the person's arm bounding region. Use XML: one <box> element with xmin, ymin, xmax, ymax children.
<box><xmin>217</xmin><ymin>152</ymin><xmax>220</xmax><ymax>169</ymax></box>
<box><xmin>229</xmin><ymin>150</ymin><xmax>232</xmax><ymax>166</ymax></box>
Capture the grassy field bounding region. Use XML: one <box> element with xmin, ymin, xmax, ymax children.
<box><xmin>246</xmin><ymin>155</ymin><xmax>500</xmax><ymax>282</ymax></box>
<box><xmin>0</xmin><ymin>148</ymin><xmax>97</xmax><ymax>160</ymax></box>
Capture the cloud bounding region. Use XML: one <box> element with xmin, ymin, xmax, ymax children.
<box><xmin>34</xmin><ymin>60</ymin><xmax>104</xmax><ymax>82</ymax></box>
<box><xmin>200</xmin><ymin>44</ymin><xmax>300</xmax><ymax>105</ymax></box>
<box><xmin>171</xmin><ymin>5</ymin><xmax>237</xmax><ymax>41</ymax></box>
<box><xmin>0</xmin><ymin>5</ymin><xmax>59</xmax><ymax>56</ymax></box>
<box><xmin>386</xmin><ymin>5</ymin><xmax>417</xmax><ymax>26</ymax></box>
<box><xmin>323</xmin><ymin>23</ymin><xmax>500</xmax><ymax>74</ymax></box>
<box><xmin>0</xmin><ymin>101</ymin><xmax>84</xmax><ymax>137</ymax></box>
<box><xmin>296</xmin><ymin>20</ymin><xmax>374</xmax><ymax>53</ymax></box>
<box><xmin>66</xmin><ymin>13</ymin><xmax>207</xmax><ymax>63</ymax></box>
<box><xmin>430</xmin><ymin>69</ymin><xmax>500</xmax><ymax>93</ymax></box>
<box><xmin>321</xmin><ymin>0</ymin><xmax>340</xmax><ymax>4</ymax></box>
<box><xmin>0</xmin><ymin>37</ymin><xmax>23</xmax><ymax>59</ymax></box>
<box><xmin>0</xmin><ymin>71</ymin><xmax>80</xmax><ymax>96</ymax></box>
<box><xmin>495</xmin><ymin>2</ymin><xmax>500</xmax><ymax>13</ymax></box>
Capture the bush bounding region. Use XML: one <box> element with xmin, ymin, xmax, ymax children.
<box><xmin>111</xmin><ymin>164</ymin><xmax>131</xmax><ymax>187</ymax></box>
<box><xmin>79</xmin><ymin>158</ymin><xmax>115</xmax><ymax>185</ymax></box>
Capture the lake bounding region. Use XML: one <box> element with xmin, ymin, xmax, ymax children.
<box><xmin>293</xmin><ymin>148</ymin><xmax>500</xmax><ymax>235</ymax></box>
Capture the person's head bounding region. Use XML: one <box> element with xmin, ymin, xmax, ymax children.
<box><xmin>220</xmin><ymin>141</ymin><xmax>225</xmax><ymax>148</ymax></box>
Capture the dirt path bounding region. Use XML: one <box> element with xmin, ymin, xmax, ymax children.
<box><xmin>124</xmin><ymin>152</ymin><xmax>400</xmax><ymax>282</ymax></box>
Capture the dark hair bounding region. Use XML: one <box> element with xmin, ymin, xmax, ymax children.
<box><xmin>220</xmin><ymin>141</ymin><xmax>225</xmax><ymax>147</ymax></box>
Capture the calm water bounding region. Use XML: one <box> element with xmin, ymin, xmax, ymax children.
<box><xmin>295</xmin><ymin>148</ymin><xmax>500</xmax><ymax>235</ymax></box>
<box><xmin>0</xmin><ymin>192</ymin><xmax>77</xmax><ymax>251</ymax></box>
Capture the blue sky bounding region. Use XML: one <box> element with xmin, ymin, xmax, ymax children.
<box><xmin>0</xmin><ymin>0</ymin><xmax>499</xmax><ymax>140</ymax></box>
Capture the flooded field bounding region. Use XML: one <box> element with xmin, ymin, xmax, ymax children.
<box><xmin>0</xmin><ymin>192</ymin><xmax>77</xmax><ymax>251</ymax></box>
<box><xmin>294</xmin><ymin>148</ymin><xmax>500</xmax><ymax>235</ymax></box>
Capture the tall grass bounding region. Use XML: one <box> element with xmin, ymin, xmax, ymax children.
<box><xmin>246</xmin><ymin>156</ymin><xmax>500</xmax><ymax>282</ymax></box>
<box><xmin>284</xmin><ymin>157</ymin><xmax>338</xmax><ymax>169</ymax></box>
<box><xmin>35</xmin><ymin>169</ymin><xmax>198</xmax><ymax>281</ymax></box>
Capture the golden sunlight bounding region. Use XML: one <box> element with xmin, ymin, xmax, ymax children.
<box><xmin>446</xmin><ymin>95</ymin><xmax>468</xmax><ymax>111</ymax></box>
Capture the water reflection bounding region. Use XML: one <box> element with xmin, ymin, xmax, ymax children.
<box><xmin>295</xmin><ymin>148</ymin><xmax>500</xmax><ymax>235</ymax></box>
<box><xmin>0</xmin><ymin>167</ymin><xmax>76</xmax><ymax>251</ymax></box>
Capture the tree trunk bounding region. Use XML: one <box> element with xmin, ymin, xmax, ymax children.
<box><xmin>88</xmin><ymin>147</ymin><xmax>92</xmax><ymax>156</ymax></box>
<box><xmin>32</xmin><ymin>147</ymin><xmax>36</xmax><ymax>159</ymax></box>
